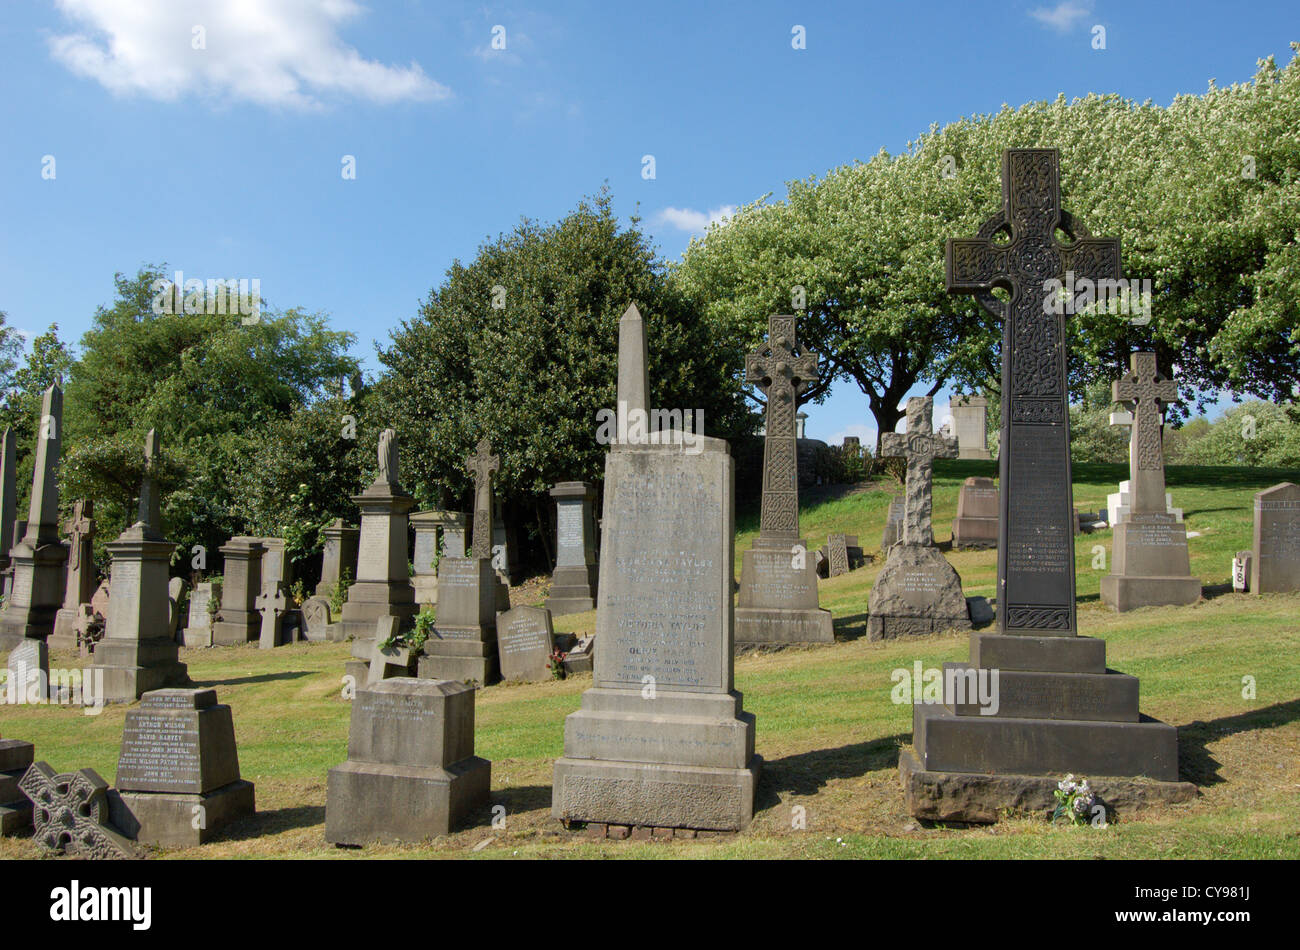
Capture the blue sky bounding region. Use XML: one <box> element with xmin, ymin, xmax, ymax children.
<box><xmin>0</xmin><ymin>1</ymin><xmax>1295</xmax><ymax>446</ymax></box>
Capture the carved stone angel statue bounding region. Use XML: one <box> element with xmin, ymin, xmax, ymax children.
<box><xmin>377</xmin><ymin>428</ymin><xmax>397</xmax><ymax>484</ymax></box>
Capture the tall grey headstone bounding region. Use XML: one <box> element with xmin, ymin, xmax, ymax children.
<box><xmin>545</xmin><ymin>482</ymin><xmax>598</xmax><ymax>616</ymax></box>
<box><xmin>211</xmin><ymin>537</ymin><xmax>265</xmax><ymax>645</ymax></box>
<box><xmin>1251</xmin><ymin>482</ymin><xmax>1300</xmax><ymax>594</ymax></box>
<box><xmin>315</xmin><ymin>518</ymin><xmax>359</xmax><ymax>597</ymax></box>
<box><xmin>949</xmin><ymin>394</ymin><xmax>992</xmax><ymax>459</ymax></box>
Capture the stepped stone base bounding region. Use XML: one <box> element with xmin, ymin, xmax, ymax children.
<box><xmin>109</xmin><ymin>781</ymin><xmax>256</xmax><ymax>847</ymax></box>
<box><xmin>1100</xmin><ymin>574</ymin><xmax>1202</xmax><ymax>612</ymax></box>
<box><xmin>899</xmin><ymin>749</ymin><xmax>1196</xmax><ymax>823</ymax></box>
<box><xmin>326</xmin><ymin>758</ymin><xmax>491</xmax><ymax>845</ymax></box>
<box><xmin>735</xmin><ymin>607</ymin><xmax>833</xmax><ymax>645</ymax></box>
<box><xmin>417</xmin><ymin>637</ymin><xmax>499</xmax><ymax>686</ymax></box>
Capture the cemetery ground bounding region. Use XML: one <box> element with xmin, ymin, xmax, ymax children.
<box><xmin>2</xmin><ymin>461</ymin><xmax>1298</xmax><ymax>860</ymax></box>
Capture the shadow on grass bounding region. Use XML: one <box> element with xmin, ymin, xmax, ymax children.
<box><xmin>218</xmin><ymin>804</ymin><xmax>325</xmax><ymax>841</ymax></box>
<box><xmin>1177</xmin><ymin>697</ymin><xmax>1300</xmax><ymax>787</ymax></box>
<box><xmin>1200</xmin><ymin>582</ymin><xmax>1236</xmax><ymax>600</ymax></box>
<box><xmin>491</xmin><ymin>783</ymin><xmax>552</xmax><ymax>817</ymax></box>
<box><xmin>833</xmin><ymin>613</ymin><xmax>869</xmax><ymax>642</ymax></box>
<box><xmin>755</xmin><ymin>734</ymin><xmax>906</xmax><ymax>811</ymax></box>
<box><xmin>190</xmin><ymin>671</ymin><xmax>314</xmax><ymax>688</ymax></box>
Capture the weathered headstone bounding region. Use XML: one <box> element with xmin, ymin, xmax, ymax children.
<box><xmin>258</xmin><ymin>538</ymin><xmax>290</xmax><ymax>594</ymax></box>
<box><xmin>903</xmin><ymin>149</ymin><xmax>1186</xmax><ymax>821</ymax></box>
<box><xmin>181</xmin><ymin>581</ymin><xmax>220</xmax><ymax>647</ymax></box>
<box><xmin>1232</xmin><ymin>550</ymin><xmax>1252</xmax><ymax>593</ymax></box>
<box><xmin>0</xmin><ymin>738</ymin><xmax>35</xmax><ymax>835</ymax></box>
<box><xmin>0</xmin><ymin>385</ymin><xmax>69</xmax><ymax>650</ymax></box>
<box><xmin>49</xmin><ymin>499</ymin><xmax>96</xmax><ymax>651</ymax></box>
<box><xmin>167</xmin><ymin>577</ymin><xmax>187</xmax><ymax>640</ymax></box>
<box><xmin>735</xmin><ymin>314</ymin><xmax>833</xmax><ymax>645</ymax></box>
<box><xmin>416</xmin><ymin>440</ymin><xmax>505</xmax><ymax>685</ymax></box>
<box><xmin>325</xmin><ymin>678</ymin><xmax>491</xmax><ymax>844</ymax></box>
<box><xmin>211</xmin><ymin>537</ymin><xmax>265</xmax><ymax>645</ymax></box>
<box><xmin>409</xmin><ymin>510</ymin><xmax>444</xmax><ymax>609</ymax></box>
<box><xmin>255</xmin><ymin>585</ymin><xmax>287</xmax><ymax>649</ymax></box>
<box><xmin>19</xmin><ymin>762</ymin><xmax>139</xmax><ymax>858</ymax></box>
<box><xmin>314</xmin><ymin>518</ymin><xmax>359</xmax><ymax>597</ymax></box>
<box><xmin>495</xmin><ymin>605</ymin><xmax>555</xmax><ymax>683</ymax></box>
<box><xmin>552</xmin><ymin>305</ymin><xmax>759</xmax><ymax>833</ymax></box>
<box><xmin>880</xmin><ymin>494</ymin><xmax>904</xmax><ymax>551</ymax></box>
<box><xmin>545</xmin><ymin>482</ymin><xmax>598</xmax><ymax>616</ymax></box>
<box><xmin>491</xmin><ymin>499</ymin><xmax>522</xmax><ymax>586</ymax></box>
<box><xmin>338</xmin><ymin>428</ymin><xmax>418</xmax><ymax>641</ymax></box>
<box><xmin>1100</xmin><ymin>353</ymin><xmax>1201</xmax><ymax>611</ymax></box>
<box><xmin>826</xmin><ymin>533</ymin><xmax>850</xmax><ymax>577</ymax></box>
<box><xmin>951</xmin><ymin>477</ymin><xmax>999</xmax><ymax>550</ymax></box>
<box><xmin>300</xmin><ymin>595</ymin><xmax>332</xmax><ymax>641</ymax></box>
<box><xmin>949</xmin><ymin>394</ymin><xmax>992</xmax><ymax>459</ymax></box>
<box><xmin>1250</xmin><ymin>482</ymin><xmax>1300</xmax><ymax>594</ymax></box>
<box><xmin>108</xmin><ymin>688</ymin><xmax>256</xmax><ymax>847</ymax></box>
<box><xmin>86</xmin><ymin>430</ymin><xmax>190</xmax><ymax>703</ymax></box>
<box><xmin>562</xmin><ymin>634</ymin><xmax>594</xmax><ymax>675</ymax></box>
<box><xmin>868</xmin><ymin>396</ymin><xmax>969</xmax><ymax>639</ymax></box>
<box><xmin>5</xmin><ymin>638</ymin><xmax>49</xmax><ymax>703</ymax></box>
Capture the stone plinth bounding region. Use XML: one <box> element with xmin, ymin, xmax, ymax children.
<box><xmin>546</xmin><ymin>482</ymin><xmax>598</xmax><ymax>616</ymax></box>
<box><xmin>108</xmin><ymin>688</ymin><xmax>255</xmax><ymax>847</ymax></box>
<box><xmin>0</xmin><ymin>738</ymin><xmax>35</xmax><ymax>835</ymax></box>
<box><xmin>949</xmin><ymin>395</ymin><xmax>992</xmax><ymax>460</ymax></box>
<box><xmin>315</xmin><ymin>519</ymin><xmax>359</xmax><ymax>597</ymax></box>
<box><xmin>325</xmin><ymin>678</ymin><xmax>491</xmax><ymax>844</ymax></box>
<box><xmin>951</xmin><ymin>477</ymin><xmax>998</xmax><ymax>550</ymax></box>
<box><xmin>409</xmin><ymin>511</ymin><xmax>444</xmax><ymax>609</ymax></box>
<box><xmin>211</xmin><ymin>537</ymin><xmax>264</xmax><ymax>646</ymax></box>
<box><xmin>416</xmin><ymin>557</ymin><xmax>501</xmax><ymax>685</ymax></box>
<box><xmin>1100</xmin><ymin>513</ymin><xmax>1202</xmax><ymax>611</ymax></box>
<box><xmin>337</xmin><ymin>482</ymin><xmax>417</xmax><ymax>642</ymax></box>
<box><xmin>735</xmin><ymin>537</ymin><xmax>832</xmax><ymax>645</ymax></box>
<box><xmin>552</xmin><ymin>433</ymin><xmax>759</xmax><ymax>832</ymax></box>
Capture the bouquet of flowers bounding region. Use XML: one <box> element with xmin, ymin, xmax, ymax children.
<box><xmin>1052</xmin><ymin>774</ymin><xmax>1102</xmax><ymax>826</ymax></box>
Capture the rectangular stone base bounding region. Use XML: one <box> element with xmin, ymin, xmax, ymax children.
<box><xmin>416</xmin><ymin>648</ymin><xmax>498</xmax><ymax>686</ymax></box>
<box><xmin>546</xmin><ymin>595</ymin><xmax>595</xmax><ymax>616</ymax></box>
<box><xmin>944</xmin><ymin>662</ymin><xmax>1139</xmax><ymax>722</ymax></box>
<box><xmin>48</xmin><ymin>608</ymin><xmax>82</xmax><ymax>651</ymax></box>
<box><xmin>181</xmin><ymin>626</ymin><xmax>213</xmax><ymax>648</ymax></box>
<box><xmin>109</xmin><ymin>780</ymin><xmax>256</xmax><ymax>847</ymax></box>
<box><xmin>868</xmin><ymin>614</ymin><xmax>971</xmax><ymax>640</ymax></box>
<box><xmin>211</xmin><ymin>620</ymin><xmax>257</xmax><ymax>646</ymax></box>
<box><xmin>951</xmin><ymin>517</ymin><xmax>998</xmax><ymax>549</ymax></box>
<box><xmin>735</xmin><ymin>606</ymin><xmax>834</xmax><ymax>645</ymax></box>
<box><xmin>325</xmin><ymin>757</ymin><xmax>491</xmax><ymax>845</ymax></box>
<box><xmin>87</xmin><ymin>659</ymin><xmax>190</xmax><ymax>704</ymax></box>
<box><xmin>1100</xmin><ymin>574</ymin><xmax>1202</xmax><ymax>612</ymax></box>
<box><xmin>552</xmin><ymin>756</ymin><xmax>761</xmax><ymax>832</ymax></box>
<box><xmin>899</xmin><ymin>749</ymin><xmax>1196</xmax><ymax>823</ymax></box>
<box><xmin>971</xmin><ymin>633</ymin><xmax>1107</xmax><ymax>673</ymax></box>
<box><xmin>913</xmin><ymin>703</ymin><xmax>1180</xmax><ymax>781</ymax></box>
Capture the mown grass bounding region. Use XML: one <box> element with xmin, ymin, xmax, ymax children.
<box><xmin>2</xmin><ymin>461</ymin><xmax>1298</xmax><ymax>859</ymax></box>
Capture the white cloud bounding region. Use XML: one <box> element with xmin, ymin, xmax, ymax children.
<box><xmin>1029</xmin><ymin>2</ymin><xmax>1093</xmax><ymax>32</ymax></box>
<box><xmin>654</xmin><ymin>205</ymin><xmax>736</xmax><ymax>234</ymax></box>
<box><xmin>48</xmin><ymin>0</ymin><xmax>449</xmax><ymax>109</ymax></box>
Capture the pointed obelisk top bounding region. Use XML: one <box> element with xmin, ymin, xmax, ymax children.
<box><xmin>617</xmin><ymin>302</ymin><xmax>649</xmax><ymax>430</ymax></box>
<box><xmin>23</xmin><ymin>383</ymin><xmax>62</xmax><ymax>546</ymax></box>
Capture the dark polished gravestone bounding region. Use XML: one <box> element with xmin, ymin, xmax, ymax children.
<box><xmin>107</xmin><ymin>688</ymin><xmax>255</xmax><ymax>847</ymax></box>
<box><xmin>0</xmin><ymin>738</ymin><xmax>35</xmax><ymax>835</ymax></box>
<box><xmin>1100</xmin><ymin>353</ymin><xmax>1201</xmax><ymax>611</ymax></box>
<box><xmin>1251</xmin><ymin>482</ymin><xmax>1300</xmax><ymax>594</ymax></box>
<box><xmin>951</xmin><ymin>477</ymin><xmax>999</xmax><ymax>550</ymax></box>
<box><xmin>735</xmin><ymin>314</ymin><xmax>833</xmax><ymax>645</ymax></box>
<box><xmin>903</xmin><ymin>149</ymin><xmax>1190</xmax><ymax>822</ymax></box>
<box><xmin>552</xmin><ymin>304</ymin><xmax>759</xmax><ymax>833</ymax></box>
<box><xmin>545</xmin><ymin>482</ymin><xmax>599</xmax><ymax>616</ymax></box>
<box><xmin>416</xmin><ymin>440</ymin><xmax>508</xmax><ymax>685</ymax></box>
<box><xmin>868</xmin><ymin>396</ymin><xmax>970</xmax><ymax>639</ymax></box>
<box><xmin>325</xmin><ymin>678</ymin><xmax>491</xmax><ymax>845</ymax></box>
<box><xmin>496</xmin><ymin>605</ymin><xmax>555</xmax><ymax>683</ymax></box>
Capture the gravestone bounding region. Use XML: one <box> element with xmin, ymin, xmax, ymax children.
<box><xmin>19</xmin><ymin>762</ymin><xmax>139</xmax><ymax>858</ymax></box>
<box><xmin>181</xmin><ymin>580</ymin><xmax>220</xmax><ymax>647</ymax></box>
<box><xmin>167</xmin><ymin>577</ymin><xmax>187</xmax><ymax>641</ymax></box>
<box><xmin>255</xmin><ymin>585</ymin><xmax>287</xmax><ymax>649</ymax></box>
<box><xmin>843</xmin><ymin>435</ymin><xmax>861</xmax><ymax>456</ymax></box>
<box><xmin>259</xmin><ymin>538</ymin><xmax>290</xmax><ymax>594</ymax></box>
<box><xmin>949</xmin><ymin>395</ymin><xmax>992</xmax><ymax>459</ymax></box>
<box><xmin>496</xmin><ymin>605</ymin><xmax>555</xmax><ymax>683</ymax></box>
<box><xmin>868</xmin><ymin>396</ymin><xmax>969</xmax><ymax>639</ymax></box>
<box><xmin>409</xmin><ymin>510</ymin><xmax>445</xmax><ymax>609</ymax></box>
<box><xmin>0</xmin><ymin>430</ymin><xmax>16</xmax><ymax>603</ymax></box>
<box><xmin>1232</xmin><ymin>551</ymin><xmax>1251</xmax><ymax>592</ymax></box>
<box><xmin>1251</xmin><ymin>482</ymin><xmax>1300</xmax><ymax>594</ymax></box>
<box><xmin>86</xmin><ymin>430</ymin><xmax>190</xmax><ymax>703</ymax></box>
<box><xmin>337</xmin><ymin>428</ymin><xmax>418</xmax><ymax>641</ymax></box>
<box><xmin>880</xmin><ymin>494</ymin><xmax>904</xmax><ymax>551</ymax></box>
<box><xmin>211</xmin><ymin>537</ymin><xmax>265</xmax><ymax>645</ymax></box>
<box><xmin>951</xmin><ymin>477</ymin><xmax>999</xmax><ymax>550</ymax></box>
<box><xmin>545</xmin><ymin>482</ymin><xmax>599</xmax><ymax>616</ymax></box>
<box><xmin>416</xmin><ymin>440</ymin><xmax>505</xmax><ymax>685</ymax></box>
<box><xmin>314</xmin><ymin>518</ymin><xmax>359</xmax><ymax>597</ymax></box>
<box><xmin>491</xmin><ymin>500</ymin><xmax>522</xmax><ymax>585</ymax></box>
<box><xmin>300</xmin><ymin>595</ymin><xmax>332</xmax><ymax>641</ymax></box>
<box><xmin>0</xmin><ymin>385</ymin><xmax>70</xmax><ymax>650</ymax></box>
<box><xmin>77</xmin><ymin>579</ymin><xmax>111</xmax><ymax>653</ymax></box>
<box><xmin>1100</xmin><ymin>353</ymin><xmax>1201</xmax><ymax>611</ymax></box>
<box><xmin>826</xmin><ymin>533</ymin><xmax>850</xmax><ymax>577</ymax></box>
<box><xmin>1106</xmin><ymin>409</ymin><xmax>1182</xmax><ymax>526</ymax></box>
<box><xmin>49</xmin><ymin>499</ymin><xmax>96</xmax><ymax>651</ymax></box>
<box><xmin>562</xmin><ymin>634</ymin><xmax>594</xmax><ymax>675</ymax></box>
<box><xmin>108</xmin><ymin>688</ymin><xmax>255</xmax><ymax>847</ymax></box>
<box><xmin>735</xmin><ymin>314</ymin><xmax>834</xmax><ymax>645</ymax></box>
<box><xmin>903</xmin><ymin>149</ymin><xmax>1186</xmax><ymax>821</ymax></box>
<box><xmin>5</xmin><ymin>638</ymin><xmax>49</xmax><ymax>703</ymax></box>
<box><xmin>325</xmin><ymin>678</ymin><xmax>491</xmax><ymax>844</ymax></box>
<box><xmin>552</xmin><ymin>304</ymin><xmax>759</xmax><ymax>832</ymax></box>
<box><xmin>442</xmin><ymin>513</ymin><xmax>468</xmax><ymax>558</ymax></box>
<box><xmin>0</xmin><ymin>738</ymin><xmax>35</xmax><ymax>835</ymax></box>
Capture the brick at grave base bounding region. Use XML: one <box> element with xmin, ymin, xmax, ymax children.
<box><xmin>898</xmin><ymin>749</ymin><xmax>1196</xmax><ymax>823</ymax></box>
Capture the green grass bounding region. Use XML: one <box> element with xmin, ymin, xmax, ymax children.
<box><xmin>3</xmin><ymin>460</ymin><xmax>1299</xmax><ymax>859</ymax></box>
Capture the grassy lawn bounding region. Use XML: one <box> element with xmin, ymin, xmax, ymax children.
<box><xmin>3</xmin><ymin>460</ymin><xmax>1299</xmax><ymax>859</ymax></box>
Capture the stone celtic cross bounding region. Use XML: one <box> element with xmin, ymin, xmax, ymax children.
<box><xmin>18</xmin><ymin>761</ymin><xmax>137</xmax><ymax>859</ymax></box>
<box><xmin>467</xmin><ymin>438</ymin><xmax>499</xmax><ymax>560</ymax></box>
<box><xmin>947</xmin><ymin>148</ymin><xmax>1121</xmax><ymax>635</ymax></box>
<box><xmin>1113</xmin><ymin>352</ymin><xmax>1180</xmax><ymax>514</ymax></box>
<box><xmin>65</xmin><ymin>498</ymin><xmax>94</xmax><ymax>572</ymax></box>
<box><xmin>747</xmin><ymin>314</ymin><xmax>820</xmax><ymax>539</ymax></box>
<box><xmin>880</xmin><ymin>396</ymin><xmax>957</xmax><ymax>546</ymax></box>
<box><xmin>255</xmin><ymin>585</ymin><xmax>287</xmax><ymax>649</ymax></box>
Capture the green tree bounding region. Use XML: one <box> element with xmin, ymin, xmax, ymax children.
<box><xmin>0</xmin><ymin>324</ymin><xmax>76</xmax><ymax>522</ymax></box>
